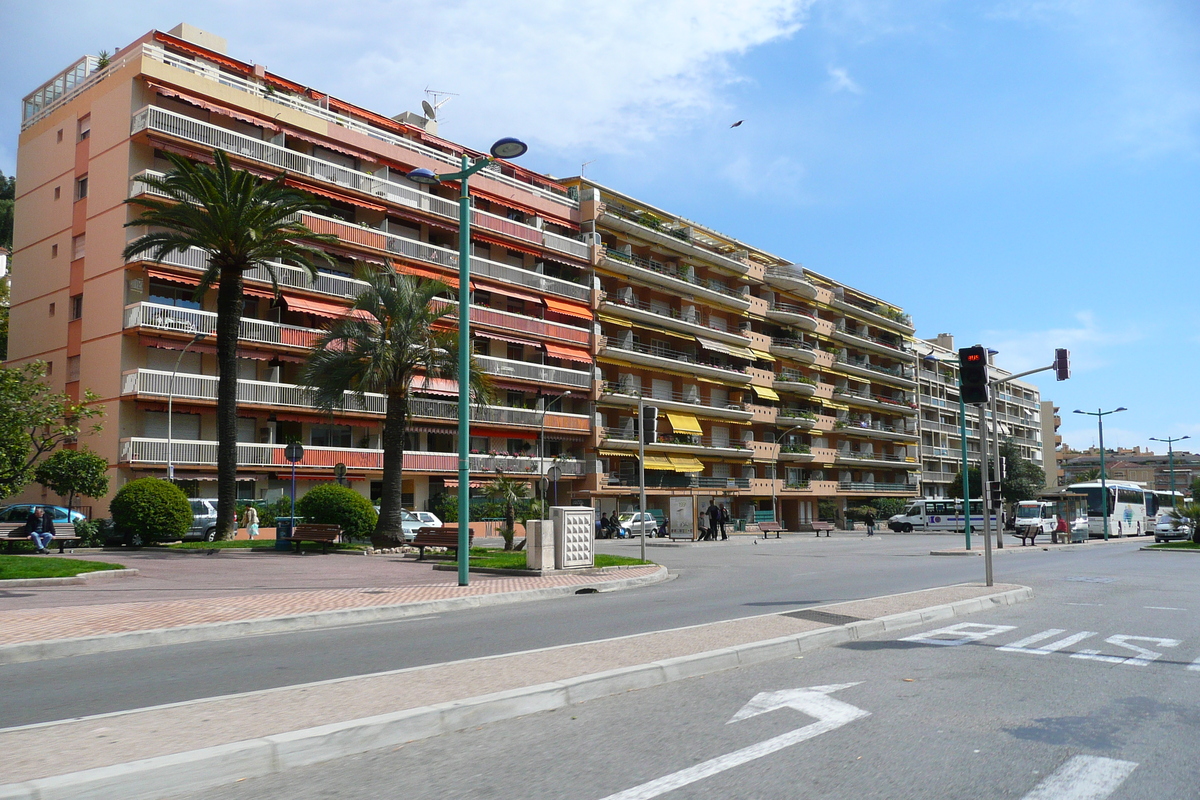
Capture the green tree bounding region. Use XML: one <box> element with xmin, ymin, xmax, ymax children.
<box><xmin>0</xmin><ymin>169</ymin><xmax>15</xmax><ymax>254</ymax></box>
<box><xmin>947</xmin><ymin>466</ymin><xmax>982</xmax><ymax>500</ymax></box>
<box><xmin>0</xmin><ymin>361</ymin><xmax>105</xmax><ymax>498</ymax></box>
<box><xmin>123</xmin><ymin>149</ymin><xmax>336</xmax><ymax>540</ymax></box>
<box><xmin>947</xmin><ymin>441</ymin><xmax>1044</xmax><ymax>502</ymax></box>
<box><xmin>296</xmin><ymin>483</ymin><xmax>378</xmax><ymax>542</ymax></box>
<box><xmin>34</xmin><ymin>448</ymin><xmax>109</xmax><ymax>512</ymax></box>
<box><xmin>110</xmin><ymin>477</ymin><xmax>191</xmax><ymax>544</ymax></box>
<box><xmin>0</xmin><ymin>274</ymin><xmax>9</xmax><ymax>362</ymax></box>
<box><xmin>480</xmin><ymin>471</ymin><xmax>530</xmax><ymax>550</ymax></box>
<box><xmin>299</xmin><ymin>269</ymin><xmax>490</xmax><ymax>548</ymax></box>
<box><xmin>1073</xmin><ymin>467</ymin><xmax>1101</xmax><ymax>483</ymax></box>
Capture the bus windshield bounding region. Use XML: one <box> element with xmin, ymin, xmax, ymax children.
<box><xmin>1016</xmin><ymin>506</ymin><xmax>1041</xmax><ymax>519</ymax></box>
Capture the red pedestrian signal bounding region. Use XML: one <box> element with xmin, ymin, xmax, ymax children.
<box><xmin>958</xmin><ymin>346</ymin><xmax>989</xmax><ymax>405</ymax></box>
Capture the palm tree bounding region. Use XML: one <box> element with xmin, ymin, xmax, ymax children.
<box><xmin>481</xmin><ymin>470</ymin><xmax>533</xmax><ymax>551</ymax></box>
<box><xmin>123</xmin><ymin>149</ymin><xmax>337</xmax><ymax>539</ymax></box>
<box><xmin>300</xmin><ymin>267</ymin><xmax>490</xmax><ymax>548</ymax></box>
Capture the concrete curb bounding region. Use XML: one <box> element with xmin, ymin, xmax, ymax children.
<box><xmin>0</xmin><ymin>584</ymin><xmax>1031</xmax><ymax>800</ymax></box>
<box><xmin>0</xmin><ymin>566</ymin><xmax>670</xmax><ymax>666</ymax></box>
<box><xmin>0</xmin><ymin>569</ymin><xmax>139</xmax><ymax>589</ymax></box>
<box><xmin>1138</xmin><ymin>545</ymin><xmax>1200</xmax><ymax>552</ymax></box>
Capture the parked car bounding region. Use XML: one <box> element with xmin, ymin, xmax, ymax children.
<box><xmin>187</xmin><ymin>498</ymin><xmax>219</xmax><ymax>541</ymax></box>
<box><xmin>373</xmin><ymin>507</ymin><xmax>426</xmax><ymax>542</ymax></box>
<box><xmin>1154</xmin><ymin>511</ymin><xmax>1192</xmax><ymax>543</ymax></box>
<box><xmin>0</xmin><ymin>504</ymin><xmax>87</xmax><ymax>525</ymax></box>
<box><xmin>616</xmin><ymin>511</ymin><xmax>660</xmax><ymax>538</ymax></box>
<box><xmin>410</xmin><ymin>511</ymin><xmax>442</xmax><ymax>528</ymax></box>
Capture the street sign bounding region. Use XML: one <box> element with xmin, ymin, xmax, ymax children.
<box><xmin>597</xmin><ymin>683</ymin><xmax>869</xmax><ymax>800</ymax></box>
<box><xmin>333</xmin><ymin>462</ymin><xmax>346</xmax><ymax>479</ymax></box>
<box><xmin>547</xmin><ymin>465</ymin><xmax>562</xmax><ymax>482</ymax></box>
<box><xmin>284</xmin><ymin>443</ymin><xmax>304</xmax><ymax>463</ymax></box>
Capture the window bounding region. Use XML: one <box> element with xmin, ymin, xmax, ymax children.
<box><xmin>310</xmin><ymin>425</ymin><xmax>352</xmax><ymax>448</ymax></box>
<box><xmin>77</xmin><ymin>116</ymin><xmax>91</xmax><ymax>141</ymax></box>
<box><xmin>48</xmin><ymin>302</ymin><xmax>55</xmax><ymax>317</ymax></box>
<box><xmin>45</xmin><ymin>360</ymin><xmax>53</xmax><ymax>376</ymax></box>
<box><xmin>51</xmin><ymin>244</ymin><xmax>58</xmax><ymax>258</ymax></box>
<box><xmin>69</xmin><ymin>294</ymin><xmax>83</xmax><ymax>320</ymax></box>
<box><xmin>66</xmin><ymin>356</ymin><xmax>80</xmax><ymax>382</ymax></box>
<box><xmin>76</xmin><ymin>176</ymin><xmax>88</xmax><ymax>200</ymax></box>
<box><xmin>147</xmin><ymin>280</ymin><xmax>201</xmax><ymax>310</ymax></box>
<box><xmin>57</xmin><ymin>129</ymin><xmax>63</xmax><ymax>143</ymax></box>
<box><xmin>54</xmin><ymin>186</ymin><xmax>60</xmax><ymax>200</ymax></box>
<box><xmin>71</xmin><ymin>235</ymin><xmax>85</xmax><ymax>260</ymax></box>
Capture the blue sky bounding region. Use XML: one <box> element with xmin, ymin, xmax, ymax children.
<box><xmin>3</xmin><ymin>0</ymin><xmax>1197</xmax><ymax>455</ymax></box>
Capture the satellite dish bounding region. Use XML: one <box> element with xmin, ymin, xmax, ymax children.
<box><xmin>421</xmin><ymin>100</ymin><xmax>436</xmax><ymax>120</ymax></box>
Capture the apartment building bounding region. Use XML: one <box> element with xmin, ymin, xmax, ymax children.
<box><xmin>11</xmin><ymin>24</ymin><xmax>597</xmax><ymax>509</ymax></box>
<box><xmin>1040</xmin><ymin>401</ymin><xmax>1063</xmax><ymax>487</ymax></box>
<box><xmin>562</xmin><ymin>180</ymin><xmax>920</xmax><ymax>532</ymax></box>
<box><xmin>914</xmin><ymin>334</ymin><xmax>1047</xmax><ymax>498</ymax></box>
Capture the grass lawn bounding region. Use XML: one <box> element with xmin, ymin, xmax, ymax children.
<box><xmin>0</xmin><ymin>555</ymin><xmax>124</xmax><ymax>580</ymax></box>
<box><xmin>1147</xmin><ymin>541</ymin><xmax>1200</xmax><ymax>550</ymax></box>
<box><xmin>465</xmin><ymin>547</ymin><xmax>651</xmax><ymax>570</ymax></box>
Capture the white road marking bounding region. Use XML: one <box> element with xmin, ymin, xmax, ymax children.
<box><xmin>1021</xmin><ymin>755</ymin><xmax>1137</xmax><ymax>800</ymax></box>
<box><xmin>999</xmin><ymin>630</ymin><xmax>1097</xmax><ymax>655</ymax></box>
<box><xmin>1188</xmin><ymin>656</ymin><xmax>1200</xmax><ymax>672</ymax></box>
<box><xmin>1065</xmin><ymin>602</ymin><xmax>1104</xmax><ymax>607</ymax></box>
<box><xmin>596</xmin><ymin>683</ymin><xmax>869</xmax><ymax>800</ymax></box>
<box><xmin>1144</xmin><ymin>606</ymin><xmax>1187</xmax><ymax>611</ymax></box>
<box><xmin>1071</xmin><ymin>635</ymin><xmax>1180</xmax><ymax>667</ymax></box>
<box><xmin>900</xmin><ymin>623</ymin><xmax>1017</xmax><ymax>646</ymax></box>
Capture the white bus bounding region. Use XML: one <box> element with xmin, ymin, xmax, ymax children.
<box><xmin>1066</xmin><ymin>480</ymin><xmax>1149</xmax><ymax>537</ymax></box>
<box><xmin>888</xmin><ymin>498</ymin><xmax>996</xmax><ymax>533</ymax></box>
<box><xmin>1145</xmin><ymin>489</ymin><xmax>1185</xmax><ymax>518</ymax></box>
<box><xmin>1014</xmin><ymin>501</ymin><xmax>1058</xmax><ymax>537</ymax></box>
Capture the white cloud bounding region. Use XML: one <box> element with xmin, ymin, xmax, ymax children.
<box><xmin>826</xmin><ymin>66</ymin><xmax>863</xmax><ymax>94</ymax></box>
<box><xmin>237</xmin><ymin>0</ymin><xmax>815</xmax><ymax>157</ymax></box>
<box><xmin>981</xmin><ymin>310</ymin><xmax>1143</xmax><ymax>375</ymax></box>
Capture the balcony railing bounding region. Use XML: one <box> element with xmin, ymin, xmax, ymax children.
<box><xmin>475</xmin><ymin>355</ymin><xmax>593</xmax><ymax>388</ymax></box>
<box><xmin>604</xmin><ymin>339</ymin><xmax>749</xmax><ymax>373</ymax></box>
<box><xmin>835</xmin><ymin>355</ymin><xmax>913</xmax><ymax>381</ymax></box>
<box><xmin>606</xmin><ymin>473</ymin><xmax>751</xmax><ymax>490</ymax></box>
<box><xmin>770</xmin><ymin>337</ymin><xmax>815</xmax><ymax>352</ymax></box>
<box><xmin>838</xmin><ymin>481</ymin><xmax>916</xmax><ymax>493</ymax></box>
<box><xmin>602</xmin><ymin>248</ymin><xmax>749</xmax><ymax>305</ymax></box>
<box><xmin>119</xmin><ymin>438</ymin><xmax>585</xmax><ymax>475</ymax></box>
<box><xmin>600</xmin><ymin>428</ymin><xmax>751</xmax><ymax>452</ymax></box>
<box><xmin>600</xmin><ymin>206</ymin><xmax>752</xmax><ymax>274</ymax></box>
<box><xmin>766</xmin><ymin>301</ymin><xmax>815</xmax><ymax>319</ymax></box>
<box><xmin>126</xmin><ymin>303</ymin><xmax>322</xmax><ymax>349</ymax></box>
<box><xmin>603</xmin><ymin>294</ymin><xmax>750</xmax><ymax>340</ymax></box>
<box><xmin>601</xmin><ymin>382</ymin><xmax>745</xmax><ymax>413</ymax></box>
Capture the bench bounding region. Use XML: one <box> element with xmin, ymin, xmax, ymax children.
<box><xmin>413</xmin><ymin>527</ymin><xmax>474</xmax><ymax>560</ymax></box>
<box><xmin>289</xmin><ymin>523</ymin><xmax>342</xmax><ymax>554</ymax></box>
<box><xmin>798</xmin><ymin>521</ymin><xmax>836</xmax><ymax>537</ymax></box>
<box><xmin>758</xmin><ymin>521</ymin><xmax>784</xmax><ymax>539</ymax></box>
<box><xmin>0</xmin><ymin>523</ymin><xmax>82</xmax><ymax>554</ymax></box>
<box><xmin>1012</xmin><ymin>525</ymin><xmax>1041</xmax><ymax>547</ymax></box>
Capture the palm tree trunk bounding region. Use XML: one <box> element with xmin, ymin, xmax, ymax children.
<box><xmin>374</xmin><ymin>387</ymin><xmax>409</xmax><ymax>548</ymax></box>
<box><xmin>214</xmin><ymin>265</ymin><xmax>243</xmax><ymax>540</ymax></box>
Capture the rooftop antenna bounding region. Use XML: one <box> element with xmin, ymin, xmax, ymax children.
<box><xmin>423</xmin><ymin>88</ymin><xmax>457</xmax><ymax>120</ymax></box>
<box><xmin>581</xmin><ymin>158</ymin><xmax>596</xmax><ymax>178</ymax></box>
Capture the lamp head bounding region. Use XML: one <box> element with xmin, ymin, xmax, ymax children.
<box><xmin>1073</xmin><ymin>409</ymin><xmax>1085</xmax><ymax>415</ymax></box>
<box><xmin>406</xmin><ymin>168</ymin><xmax>441</xmax><ymax>185</ymax></box>
<box><xmin>1115</xmin><ymin>407</ymin><xmax>1127</xmax><ymax>413</ymax></box>
<box><xmin>489</xmin><ymin>137</ymin><xmax>528</xmax><ymax>159</ymax></box>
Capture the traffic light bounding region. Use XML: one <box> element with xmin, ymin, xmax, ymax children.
<box><xmin>988</xmin><ymin>480</ymin><xmax>1002</xmax><ymax>507</ymax></box>
<box><xmin>958</xmin><ymin>346</ymin><xmax>989</xmax><ymax>405</ymax></box>
<box><xmin>1054</xmin><ymin>348</ymin><xmax>1070</xmax><ymax>381</ymax></box>
<box><xmin>641</xmin><ymin>405</ymin><xmax>658</xmax><ymax>444</ymax></box>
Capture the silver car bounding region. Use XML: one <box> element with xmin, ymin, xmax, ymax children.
<box><xmin>1154</xmin><ymin>511</ymin><xmax>1192</xmax><ymax>543</ymax></box>
<box><xmin>187</xmin><ymin>498</ymin><xmax>219</xmax><ymax>541</ymax></box>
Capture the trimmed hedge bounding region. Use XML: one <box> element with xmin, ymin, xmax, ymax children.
<box><xmin>110</xmin><ymin>478</ymin><xmax>192</xmax><ymax>544</ymax></box>
<box><xmin>296</xmin><ymin>484</ymin><xmax>377</xmax><ymax>542</ymax></box>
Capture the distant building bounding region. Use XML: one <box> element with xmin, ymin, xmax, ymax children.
<box><xmin>1062</xmin><ymin>451</ymin><xmax>1197</xmax><ymax>496</ymax></box>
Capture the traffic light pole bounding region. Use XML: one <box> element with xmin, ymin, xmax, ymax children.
<box><xmin>637</xmin><ymin>394</ymin><xmax>647</xmax><ymax>563</ymax></box>
<box><xmin>979</xmin><ymin>399</ymin><xmax>994</xmax><ymax>587</ymax></box>
<box><xmin>991</xmin><ymin>390</ymin><xmax>1003</xmax><ymax>549</ymax></box>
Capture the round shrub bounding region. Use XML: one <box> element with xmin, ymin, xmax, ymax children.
<box><xmin>110</xmin><ymin>478</ymin><xmax>191</xmax><ymax>544</ymax></box>
<box><xmin>296</xmin><ymin>484</ymin><xmax>377</xmax><ymax>542</ymax></box>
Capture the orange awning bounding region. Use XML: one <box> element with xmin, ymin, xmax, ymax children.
<box><xmin>479</xmin><ymin>284</ymin><xmax>543</xmax><ymax>305</ymax></box>
<box><xmin>410</xmin><ymin>376</ymin><xmax>458</xmax><ymax>396</ymax></box>
<box><xmin>282</xmin><ymin>294</ymin><xmax>355</xmax><ymax>320</ymax></box>
<box><xmin>543</xmin><ymin>342</ymin><xmax>592</xmax><ymax>364</ymax></box>
<box><xmin>283</xmin><ymin>179</ymin><xmax>385</xmax><ymax>212</ymax></box>
<box><xmin>543</xmin><ymin>297</ymin><xmax>592</xmax><ymax>320</ymax></box>
<box><xmin>146</xmin><ymin>81</ymin><xmax>279</xmax><ymax>132</ymax></box>
<box><xmin>283</xmin><ymin>130</ymin><xmax>375</xmax><ymax>164</ymax></box>
<box><xmin>474</xmin><ymin>233</ymin><xmax>543</xmax><ymax>259</ymax></box>
<box><xmin>394</xmin><ymin>261</ymin><xmax>458</xmax><ymax>289</ymax></box>
<box><xmin>146</xmin><ymin>267</ymin><xmax>200</xmax><ymax>287</ymax></box>
<box><xmin>476</xmin><ymin>330</ymin><xmax>539</xmax><ymax>348</ymax></box>
<box><xmin>155</xmin><ymin>32</ymin><xmax>253</xmax><ymax>75</ymax></box>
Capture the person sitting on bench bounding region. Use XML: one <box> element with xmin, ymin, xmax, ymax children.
<box><xmin>27</xmin><ymin>507</ymin><xmax>56</xmax><ymax>554</ymax></box>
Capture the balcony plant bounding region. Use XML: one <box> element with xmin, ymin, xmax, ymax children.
<box><xmin>124</xmin><ymin>149</ymin><xmax>337</xmax><ymax>539</ymax></box>
<box><xmin>300</xmin><ymin>268</ymin><xmax>491</xmax><ymax>549</ymax></box>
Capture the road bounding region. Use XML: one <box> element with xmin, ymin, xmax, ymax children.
<box><xmin>181</xmin><ymin>541</ymin><xmax>1200</xmax><ymax>800</ymax></box>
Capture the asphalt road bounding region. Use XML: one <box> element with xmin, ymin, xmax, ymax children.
<box><xmin>183</xmin><ymin>541</ymin><xmax>1200</xmax><ymax>800</ymax></box>
<box><xmin>0</xmin><ymin>535</ymin><xmax>1152</xmax><ymax>729</ymax></box>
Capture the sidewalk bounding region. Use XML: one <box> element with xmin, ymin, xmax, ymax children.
<box><xmin>0</xmin><ymin>581</ymin><xmax>1030</xmax><ymax>799</ymax></box>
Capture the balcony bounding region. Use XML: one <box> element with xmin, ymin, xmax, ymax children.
<box><xmin>767</xmin><ymin>337</ymin><xmax>818</xmax><ymax>365</ymax></box>
<box><xmin>835</xmin><ymin>389</ymin><xmax>917</xmax><ymax>414</ymax></box>
<box><xmin>833</xmin><ymin>355</ymin><xmax>917</xmax><ymax>386</ymax></box>
<box><xmin>600</xmin><ymin>296</ymin><xmax>754</xmax><ymax>349</ymax></box>
<box><xmin>831</xmin><ymin>326</ymin><xmax>911</xmax><ymax>359</ymax></box>
<box><xmin>602</xmin><ymin>340</ymin><xmax>753</xmax><ymax>384</ymax></box>
<box><xmin>126</xmin><ymin>303</ymin><xmax>322</xmax><ymax>351</ymax></box>
<box><xmin>601</xmin><ymin>248</ymin><xmax>750</xmax><ymax>311</ymax></box>
<box><xmin>837</xmin><ymin>421</ymin><xmax>918</xmax><ymax>442</ymax></box>
<box><xmin>838</xmin><ymin>481</ymin><xmax>918</xmax><ymax>494</ymax></box>
<box><xmin>600</xmin><ymin>429</ymin><xmax>753</xmax><ymax>459</ymax></box>
<box><xmin>599</xmin><ymin>383</ymin><xmax>752</xmax><ymax>422</ymax></box>
<box><xmin>600</xmin><ymin>208</ymin><xmax>752</xmax><ymax>276</ymax></box>
<box><xmin>763</xmin><ymin>266</ymin><xmax>817</xmax><ymax>298</ymax></box>
<box><xmin>764</xmin><ymin>302</ymin><xmax>818</xmax><ymax>331</ymax></box>
<box><xmin>834</xmin><ymin>451</ymin><xmax>914</xmax><ymax>468</ymax></box>
<box><xmin>775</xmin><ymin>370</ymin><xmax>817</xmax><ymax>396</ymax></box>
<box><xmin>475</xmin><ymin>355</ymin><xmax>593</xmax><ymax>389</ymax></box>
<box><xmin>119</xmin><ymin>438</ymin><xmax>585</xmax><ymax>476</ymax></box>
<box><xmin>776</xmin><ymin>410</ymin><xmax>817</xmax><ymax>428</ymax></box>
<box><xmin>604</xmin><ymin>473</ymin><xmax>751</xmax><ymax>491</ymax></box>
<box><xmin>831</xmin><ymin>296</ymin><xmax>914</xmax><ymax>333</ymax></box>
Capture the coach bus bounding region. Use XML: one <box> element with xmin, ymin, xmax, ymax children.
<box><xmin>1066</xmin><ymin>480</ymin><xmax>1149</xmax><ymax>537</ymax></box>
<box><xmin>1145</xmin><ymin>489</ymin><xmax>1185</xmax><ymax>518</ymax></box>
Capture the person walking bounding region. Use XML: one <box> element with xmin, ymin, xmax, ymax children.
<box><xmin>26</xmin><ymin>507</ymin><xmax>56</xmax><ymax>554</ymax></box>
<box><xmin>242</xmin><ymin>505</ymin><xmax>260</xmax><ymax>539</ymax></box>
<box><xmin>864</xmin><ymin>510</ymin><xmax>875</xmax><ymax>537</ymax></box>
<box><xmin>718</xmin><ymin>504</ymin><xmax>730</xmax><ymax>540</ymax></box>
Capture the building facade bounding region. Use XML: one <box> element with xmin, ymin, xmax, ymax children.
<box><xmin>1061</xmin><ymin>449</ymin><xmax>1197</xmax><ymax>496</ymax></box>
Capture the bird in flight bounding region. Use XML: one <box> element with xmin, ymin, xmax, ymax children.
<box><xmin>730</xmin><ymin>120</ymin><xmax>744</xmax><ymax>128</ymax></box>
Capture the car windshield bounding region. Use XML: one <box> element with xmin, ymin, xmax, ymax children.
<box><xmin>1016</xmin><ymin>507</ymin><xmax>1040</xmax><ymax>518</ymax></box>
<box><xmin>617</xmin><ymin>514</ymin><xmax>638</xmax><ymax>523</ymax></box>
<box><xmin>400</xmin><ymin>510</ymin><xmax>417</xmax><ymax>521</ymax></box>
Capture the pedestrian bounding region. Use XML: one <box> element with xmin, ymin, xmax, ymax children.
<box><xmin>599</xmin><ymin>512</ymin><xmax>610</xmax><ymax>539</ymax></box>
<box><xmin>698</xmin><ymin>510</ymin><xmax>710</xmax><ymax>541</ymax></box>
<box><xmin>864</xmin><ymin>510</ymin><xmax>875</xmax><ymax>537</ymax></box>
<box><xmin>242</xmin><ymin>505</ymin><xmax>260</xmax><ymax>539</ymax></box>
<box><xmin>707</xmin><ymin>501</ymin><xmax>721</xmax><ymax>541</ymax></box>
<box><xmin>718</xmin><ymin>504</ymin><xmax>730</xmax><ymax>540</ymax></box>
<box><xmin>26</xmin><ymin>506</ymin><xmax>56</xmax><ymax>554</ymax></box>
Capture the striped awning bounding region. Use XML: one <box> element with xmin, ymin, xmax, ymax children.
<box><xmin>543</xmin><ymin>297</ymin><xmax>592</xmax><ymax>320</ymax></box>
<box><xmin>669</xmin><ymin>455</ymin><xmax>705</xmax><ymax>473</ymax></box>
<box><xmin>598</xmin><ymin>313</ymin><xmax>631</xmax><ymax>328</ymax></box>
<box><xmin>750</xmin><ymin>349</ymin><xmax>775</xmax><ymax>363</ymax></box>
<box><xmin>598</xmin><ymin>450</ymin><xmax>630</xmax><ymax>458</ymax></box>
<box><xmin>641</xmin><ymin>455</ymin><xmax>676</xmax><ymax>471</ymax></box>
<box><xmin>752</xmin><ymin>386</ymin><xmax>781</xmax><ymax>402</ymax></box>
<box><xmin>695</xmin><ymin>336</ymin><xmax>755</xmax><ymax>361</ymax></box>
<box><xmin>666</xmin><ymin>413</ymin><xmax>703</xmax><ymax>435</ymax></box>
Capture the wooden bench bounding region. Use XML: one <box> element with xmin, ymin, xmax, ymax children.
<box><xmin>758</xmin><ymin>521</ymin><xmax>784</xmax><ymax>539</ymax></box>
<box><xmin>289</xmin><ymin>523</ymin><xmax>342</xmax><ymax>554</ymax></box>
<box><xmin>798</xmin><ymin>521</ymin><xmax>836</xmax><ymax>537</ymax></box>
<box><xmin>413</xmin><ymin>527</ymin><xmax>474</xmax><ymax>560</ymax></box>
<box><xmin>1012</xmin><ymin>525</ymin><xmax>1041</xmax><ymax>547</ymax></box>
<box><xmin>0</xmin><ymin>523</ymin><xmax>82</xmax><ymax>554</ymax></box>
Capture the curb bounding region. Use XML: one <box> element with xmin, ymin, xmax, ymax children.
<box><xmin>1139</xmin><ymin>545</ymin><xmax>1200</xmax><ymax>552</ymax></box>
<box><xmin>0</xmin><ymin>569</ymin><xmax>139</xmax><ymax>589</ymax></box>
<box><xmin>0</xmin><ymin>584</ymin><xmax>1032</xmax><ymax>800</ymax></box>
<box><xmin>0</xmin><ymin>566</ymin><xmax>670</xmax><ymax>666</ymax></box>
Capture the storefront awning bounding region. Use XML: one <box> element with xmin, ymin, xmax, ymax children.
<box><xmin>543</xmin><ymin>342</ymin><xmax>592</xmax><ymax>364</ymax></box>
<box><xmin>666</xmin><ymin>413</ymin><xmax>703</xmax><ymax>435</ymax></box>
<box><xmin>669</xmin><ymin>456</ymin><xmax>705</xmax><ymax>473</ymax></box>
<box><xmin>543</xmin><ymin>297</ymin><xmax>592</xmax><ymax>320</ymax></box>
<box><xmin>752</xmin><ymin>386</ymin><xmax>781</xmax><ymax>402</ymax></box>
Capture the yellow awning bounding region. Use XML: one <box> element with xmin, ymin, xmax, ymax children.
<box><xmin>598</xmin><ymin>313</ymin><xmax>631</xmax><ymax>328</ymax></box>
<box><xmin>822</xmin><ymin>400</ymin><xmax>850</xmax><ymax>411</ymax></box>
<box><xmin>641</xmin><ymin>455</ymin><xmax>676</xmax><ymax>470</ymax></box>
<box><xmin>666</xmin><ymin>413</ymin><xmax>703</xmax><ymax>435</ymax></box>
<box><xmin>598</xmin><ymin>450</ymin><xmax>631</xmax><ymax>458</ymax></box>
<box><xmin>752</xmin><ymin>385</ymin><xmax>781</xmax><ymax>402</ymax></box>
<box><xmin>750</xmin><ymin>349</ymin><xmax>775</xmax><ymax>363</ymax></box>
<box><xmin>669</xmin><ymin>455</ymin><xmax>705</xmax><ymax>473</ymax></box>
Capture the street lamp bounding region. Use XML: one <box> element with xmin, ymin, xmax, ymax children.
<box><xmin>538</xmin><ymin>390</ymin><xmax>572</xmax><ymax>513</ymax></box>
<box><xmin>1073</xmin><ymin>407</ymin><xmax>1127</xmax><ymax>540</ymax></box>
<box><xmin>407</xmin><ymin>137</ymin><xmax>529</xmax><ymax>587</ymax></box>
<box><xmin>1150</xmin><ymin>435</ymin><xmax>1190</xmax><ymax>505</ymax></box>
<box><xmin>166</xmin><ymin>327</ymin><xmax>209</xmax><ymax>482</ymax></box>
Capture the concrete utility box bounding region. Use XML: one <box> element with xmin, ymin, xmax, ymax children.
<box><xmin>526</xmin><ymin>519</ymin><xmax>555</xmax><ymax>571</ymax></box>
<box><xmin>552</xmin><ymin>506</ymin><xmax>594</xmax><ymax>569</ymax></box>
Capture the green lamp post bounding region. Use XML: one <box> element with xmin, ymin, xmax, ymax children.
<box><xmin>1149</xmin><ymin>435</ymin><xmax>1189</xmax><ymax>506</ymax></box>
<box><xmin>407</xmin><ymin>137</ymin><xmax>528</xmax><ymax>586</ymax></box>
<box><xmin>1073</xmin><ymin>407</ymin><xmax>1126</xmax><ymax>540</ymax></box>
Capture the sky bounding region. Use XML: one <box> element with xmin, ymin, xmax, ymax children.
<box><xmin>2</xmin><ymin>0</ymin><xmax>1197</xmax><ymax>456</ymax></box>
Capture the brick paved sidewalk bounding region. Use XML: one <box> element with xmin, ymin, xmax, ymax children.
<box><xmin>0</xmin><ymin>566</ymin><xmax>662</xmax><ymax>647</ymax></box>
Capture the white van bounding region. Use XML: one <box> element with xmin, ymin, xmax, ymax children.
<box><xmin>1014</xmin><ymin>501</ymin><xmax>1057</xmax><ymax>536</ymax></box>
<box><xmin>888</xmin><ymin>498</ymin><xmax>994</xmax><ymax>533</ymax></box>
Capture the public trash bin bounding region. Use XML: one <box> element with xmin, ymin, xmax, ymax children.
<box><xmin>275</xmin><ymin>517</ymin><xmax>296</xmax><ymax>551</ymax></box>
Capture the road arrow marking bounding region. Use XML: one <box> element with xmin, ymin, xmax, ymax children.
<box><xmin>1021</xmin><ymin>755</ymin><xmax>1137</xmax><ymax>800</ymax></box>
<box><xmin>597</xmin><ymin>683</ymin><xmax>869</xmax><ymax>800</ymax></box>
